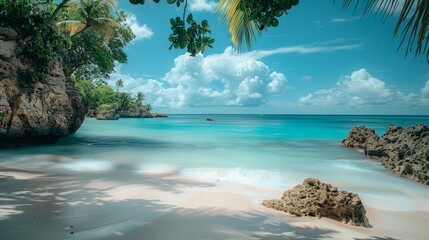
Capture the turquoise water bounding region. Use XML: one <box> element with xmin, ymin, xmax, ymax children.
<box><xmin>1</xmin><ymin>115</ymin><xmax>429</xmax><ymax>210</ymax></box>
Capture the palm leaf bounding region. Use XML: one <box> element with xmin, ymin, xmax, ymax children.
<box><xmin>340</xmin><ymin>0</ymin><xmax>429</xmax><ymax>59</ymax></box>
<box><xmin>56</xmin><ymin>20</ymin><xmax>86</xmax><ymax>36</ymax></box>
<box><xmin>216</xmin><ymin>0</ymin><xmax>260</xmax><ymax>52</ymax></box>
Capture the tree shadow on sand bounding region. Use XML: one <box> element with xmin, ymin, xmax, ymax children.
<box><xmin>0</xmin><ymin>167</ymin><xmax>341</xmax><ymax>240</ymax></box>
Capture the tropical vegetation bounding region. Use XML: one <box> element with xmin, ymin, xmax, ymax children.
<box><xmin>0</xmin><ymin>0</ymin><xmax>134</xmax><ymax>82</ymax></box>
<box><xmin>74</xmin><ymin>77</ymin><xmax>151</xmax><ymax>113</ymax></box>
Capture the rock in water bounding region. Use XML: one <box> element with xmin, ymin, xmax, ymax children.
<box><xmin>0</xmin><ymin>28</ymin><xmax>85</xmax><ymax>148</ymax></box>
<box><xmin>262</xmin><ymin>178</ymin><xmax>369</xmax><ymax>227</ymax></box>
<box><xmin>342</xmin><ymin>124</ymin><xmax>429</xmax><ymax>185</ymax></box>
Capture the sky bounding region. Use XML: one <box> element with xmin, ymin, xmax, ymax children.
<box><xmin>109</xmin><ymin>0</ymin><xmax>429</xmax><ymax>115</ymax></box>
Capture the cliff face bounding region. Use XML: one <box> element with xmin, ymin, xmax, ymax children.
<box><xmin>0</xmin><ymin>28</ymin><xmax>85</xmax><ymax>147</ymax></box>
<box><xmin>342</xmin><ymin>124</ymin><xmax>429</xmax><ymax>185</ymax></box>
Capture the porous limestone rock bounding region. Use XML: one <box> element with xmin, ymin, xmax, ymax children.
<box><xmin>0</xmin><ymin>27</ymin><xmax>85</xmax><ymax>147</ymax></box>
<box><xmin>262</xmin><ymin>178</ymin><xmax>369</xmax><ymax>227</ymax></box>
<box><xmin>342</xmin><ymin>124</ymin><xmax>429</xmax><ymax>185</ymax></box>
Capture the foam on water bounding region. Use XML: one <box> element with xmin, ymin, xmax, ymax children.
<box><xmin>138</xmin><ymin>164</ymin><xmax>180</xmax><ymax>174</ymax></box>
<box><xmin>180</xmin><ymin>167</ymin><xmax>295</xmax><ymax>189</ymax></box>
<box><xmin>61</xmin><ymin>160</ymin><xmax>113</xmax><ymax>172</ymax></box>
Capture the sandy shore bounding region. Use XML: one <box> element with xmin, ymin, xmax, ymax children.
<box><xmin>0</xmin><ymin>163</ymin><xmax>427</xmax><ymax>240</ymax></box>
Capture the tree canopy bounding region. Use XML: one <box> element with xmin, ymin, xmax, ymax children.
<box><xmin>0</xmin><ymin>0</ymin><xmax>135</xmax><ymax>81</ymax></box>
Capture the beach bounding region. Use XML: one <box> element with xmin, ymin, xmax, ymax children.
<box><xmin>1</xmin><ymin>115</ymin><xmax>428</xmax><ymax>239</ymax></box>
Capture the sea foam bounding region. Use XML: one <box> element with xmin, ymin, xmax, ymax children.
<box><xmin>180</xmin><ymin>167</ymin><xmax>294</xmax><ymax>189</ymax></box>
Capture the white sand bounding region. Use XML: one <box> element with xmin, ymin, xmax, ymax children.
<box><xmin>0</xmin><ymin>165</ymin><xmax>427</xmax><ymax>240</ymax></box>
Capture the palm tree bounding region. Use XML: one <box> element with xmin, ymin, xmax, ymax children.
<box><xmin>216</xmin><ymin>0</ymin><xmax>429</xmax><ymax>59</ymax></box>
<box><xmin>144</xmin><ymin>103</ymin><xmax>152</xmax><ymax>112</ymax></box>
<box><xmin>135</xmin><ymin>92</ymin><xmax>145</xmax><ymax>107</ymax></box>
<box><xmin>115</xmin><ymin>79</ymin><xmax>124</xmax><ymax>92</ymax></box>
<box><xmin>56</xmin><ymin>0</ymin><xmax>119</xmax><ymax>39</ymax></box>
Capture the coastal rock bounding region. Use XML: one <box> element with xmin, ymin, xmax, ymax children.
<box><xmin>88</xmin><ymin>108</ymin><xmax>168</xmax><ymax>119</ymax></box>
<box><xmin>86</xmin><ymin>109</ymin><xmax>98</xmax><ymax>118</ymax></box>
<box><xmin>262</xmin><ymin>178</ymin><xmax>369</xmax><ymax>227</ymax></box>
<box><xmin>118</xmin><ymin>109</ymin><xmax>152</xmax><ymax>118</ymax></box>
<box><xmin>0</xmin><ymin>28</ymin><xmax>85</xmax><ymax>147</ymax></box>
<box><xmin>96</xmin><ymin>110</ymin><xmax>120</xmax><ymax>120</ymax></box>
<box><xmin>151</xmin><ymin>113</ymin><xmax>168</xmax><ymax>118</ymax></box>
<box><xmin>342</xmin><ymin>124</ymin><xmax>429</xmax><ymax>185</ymax></box>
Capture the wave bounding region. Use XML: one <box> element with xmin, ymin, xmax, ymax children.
<box><xmin>180</xmin><ymin>167</ymin><xmax>294</xmax><ymax>189</ymax></box>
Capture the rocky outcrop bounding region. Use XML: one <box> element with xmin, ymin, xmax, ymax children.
<box><xmin>95</xmin><ymin>110</ymin><xmax>120</xmax><ymax>120</ymax></box>
<box><xmin>151</xmin><ymin>113</ymin><xmax>168</xmax><ymax>118</ymax></box>
<box><xmin>118</xmin><ymin>109</ymin><xmax>152</xmax><ymax>118</ymax></box>
<box><xmin>262</xmin><ymin>178</ymin><xmax>369</xmax><ymax>227</ymax></box>
<box><xmin>0</xmin><ymin>27</ymin><xmax>85</xmax><ymax>147</ymax></box>
<box><xmin>89</xmin><ymin>108</ymin><xmax>168</xmax><ymax>119</ymax></box>
<box><xmin>342</xmin><ymin>124</ymin><xmax>429</xmax><ymax>185</ymax></box>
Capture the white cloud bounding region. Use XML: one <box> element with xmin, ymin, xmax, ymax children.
<box><xmin>299</xmin><ymin>69</ymin><xmax>415</xmax><ymax>107</ymax></box>
<box><xmin>126</xmin><ymin>13</ymin><xmax>153</xmax><ymax>41</ymax></box>
<box><xmin>189</xmin><ymin>0</ymin><xmax>217</xmax><ymax>12</ymax></box>
<box><xmin>248</xmin><ymin>43</ymin><xmax>363</xmax><ymax>59</ymax></box>
<box><xmin>300</xmin><ymin>75</ymin><xmax>313</xmax><ymax>81</ymax></box>
<box><xmin>110</xmin><ymin>47</ymin><xmax>289</xmax><ymax>108</ymax></box>
<box><xmin>330</xmin><ymin>16</ymin><xmax>361</xmax><ymax>23</ymax></box>
<box><xmin>421</xmin><ymin>80</ymin><xmax>429</xmax><ymax>98</ymax></box>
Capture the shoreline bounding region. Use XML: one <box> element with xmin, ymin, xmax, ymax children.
<box><xmin>1</xmin><ymin>163</ymin><xmax>427</xmax><ymax>240</ymax></box>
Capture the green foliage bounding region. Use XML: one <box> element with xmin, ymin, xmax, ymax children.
<box><xmin>0</xmin><ymin>0</ymin><xmax>134</xmax><ymax>83</ymax></box>
<box><xmin>243</xmin><ymin>0</ymin><xmax>299</xmax><ymax>30</ymax></box>
<box><xmin>115</xmin><ymin>79</ymin><xmax>124</xmax><ymax>91</ymax></box>
<box><xmin>169</xmin><ymin>14</ymin><xmax>215</xmax><ymax>56</ymax></box>
<box><xmin>129</xmin><ymin>0</ymin><xmax>214</xmax><ymax>56</ymax></box>
<box><xmin>216</xmin><ymin>0</ymin><xmax>299</xmax><ymax>51</ymax></box>
<box><xmin>74</xmin><ymin>78</ymin><xmax>151</xmax><ymax>113</ymax></box>
<box><xmin>136</xmin><ymin>92</ymin><xmax>145</xmax><ymax>107</ymax></box>
<box><xmin>0</xmin><ymin>0</ymin><xmax>70</xmax><ymax>81</ymax></box>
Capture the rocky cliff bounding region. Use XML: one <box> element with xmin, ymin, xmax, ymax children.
<box><xmin>342</xmin><ymin>124</ymin><xmax>429</xmax><ymax>185</ymax></box>
<box><xmin>0</xmin><ymin>28</ymin><xmax>85</xmax><ymax>147</ymax></box>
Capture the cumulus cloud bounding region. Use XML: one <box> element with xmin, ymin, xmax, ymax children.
<box><xmin>126</xmin><ymin>13</ymin><xmax>153</xmax><ymax>41</ymax></box>
<box><xmin>189</xmin><ymin>0</ymin><xmax>217</xmax><ymax>12</ymax></box>
<box><xmin>110</xmin><ymin>47</ymin><xmax>289</xmax><ymax>108</ymax></box>
<box><xmin>422</xmin><ymin>80</ymin><xmax>429</xmax><ymax>98</ymax></box>
<box><xmin>298</xmin><ymin>69</ymin><xmax>415</xmax><ymax>107</ymax></box>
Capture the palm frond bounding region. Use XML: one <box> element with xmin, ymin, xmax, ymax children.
<box><xmin>90</xmin><ymin>17</ymin><xmax>119</xmax><ymax>39</ymax></box>
<box><xmin>340</xmin><ymin>0</ymin><xmax>429</xmax><ymax>59</ymax></box>
<box><xmin>56</xmin><ymin>20</ymin><xmax>86</xmax><ymax>36</ymax></box>
<box><xmin>216</xmin><ymin>0</ymin><xmax>260</xmax><ymax>52</ymax></box>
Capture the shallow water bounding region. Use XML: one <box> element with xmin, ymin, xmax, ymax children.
<box><xmin>1</xmin><ymin>115</ymin><xmax>429</xmax><ymax>212</ymax></box>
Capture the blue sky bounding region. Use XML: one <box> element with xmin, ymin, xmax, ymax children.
<box><xmin>110</xmin><ymin>0</ymin><xmax>429</xmax><ymax>114</ymax></box>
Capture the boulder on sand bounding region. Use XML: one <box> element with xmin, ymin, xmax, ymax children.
<box><xmin>262</xmin><ymin>178</ymin><xmax>369</xmax><ymax>227</ymax></box>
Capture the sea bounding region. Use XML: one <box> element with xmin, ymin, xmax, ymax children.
<box><xmin>1</xmin><ymin>114</ymin><xmax>429</xmax><ymax>211</ymax></box>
